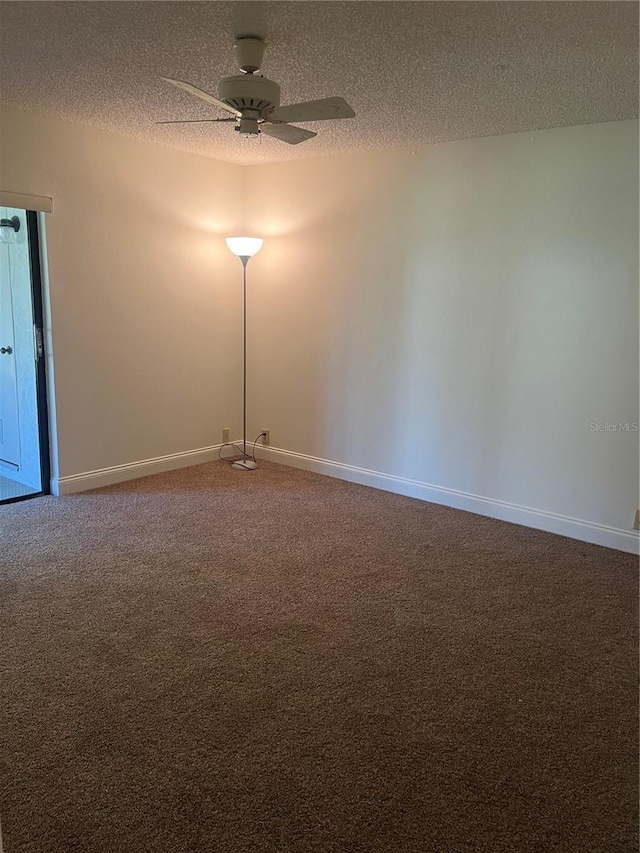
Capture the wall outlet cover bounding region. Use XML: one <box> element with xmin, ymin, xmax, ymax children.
<box><xmin>222</xmin><ymin>428</ymin><xmax>230</xmax><ymax>444</ymax></box>
<box><xmin>634</xmin><ymin>509</ymin><xmax>640</xmax><ymax>531</ymax></box>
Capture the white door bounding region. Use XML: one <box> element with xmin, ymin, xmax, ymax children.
<box><xmin>0</xmin><ymin>238</ymin><xmax>20</xmax><ymax>467</ymax></box>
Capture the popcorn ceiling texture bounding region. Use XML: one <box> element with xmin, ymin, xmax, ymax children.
<box><xmin>0</xmin><ymin>1</ymin><xmax>637</xmax><ymax>165</ymax></box>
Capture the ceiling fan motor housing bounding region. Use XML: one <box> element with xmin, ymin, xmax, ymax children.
<box><xmin>218</xmin><ymin>74</ymin><xmax>281</xmax><ymax>116</ymax></box>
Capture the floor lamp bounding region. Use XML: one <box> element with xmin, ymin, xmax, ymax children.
<box><xmin>225</xmin><ymin>236</ymin><xmax>263</xmax><ymax>471</ymax></box>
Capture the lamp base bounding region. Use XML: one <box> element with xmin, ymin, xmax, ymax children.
<box><xmin>232</xmin><ymin>458</ymin><xmax>258</xmax><ymax>471</ymax></box>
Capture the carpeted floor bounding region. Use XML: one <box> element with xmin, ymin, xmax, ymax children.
<box><xmin>0</xmin><ymin>460</ymin><xmax>637</xmax><ymax>853</ymax></box>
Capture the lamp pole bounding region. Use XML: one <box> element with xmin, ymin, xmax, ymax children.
<box><xmin>241</xmin><ymin>255</ymin><xmax>249</xmax><ymax>462</ymax></box>
<box><xmin>225</xmin><ymin>236</ymin><xmax>263</xmax><ymax>471</ymax></box>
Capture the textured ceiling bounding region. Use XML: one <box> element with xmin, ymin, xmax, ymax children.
<box><xmin>0</xmin><ymin>1</ymin><xmax>637</xmax><ymax>165</ymax></box>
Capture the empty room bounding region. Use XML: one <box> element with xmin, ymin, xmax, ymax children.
<box><xmin>0</xmin><ymin>2</ymin><xmax>638</xmax><ymax>851</ymax></box>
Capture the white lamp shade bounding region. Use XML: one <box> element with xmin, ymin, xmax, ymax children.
<box><xmin>225</xmin><ymin>236</ymin><xmax>263</xmax><ymax>258</ymax></box>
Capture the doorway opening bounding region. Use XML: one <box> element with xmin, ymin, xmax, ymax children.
<box><xmin>0</xmin><ymin>208</ymin><xmax>50</xmax><ymax>503</ymax></box>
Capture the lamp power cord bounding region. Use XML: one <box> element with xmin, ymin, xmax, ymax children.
<box><xmin>218</xmin><ymin>431</ymin><xmax>268</xmax><ymax>466</ymax></box>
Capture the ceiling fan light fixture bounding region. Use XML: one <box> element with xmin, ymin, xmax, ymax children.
<box><xmin>238</xmin><ymin>119</ymin><xmax>259</xmax><ymax>137</ymax></box>
<box><xmin>237</xmin><ymin>109</ymin><xmax>260</xmax><ymax>138</ymax></box>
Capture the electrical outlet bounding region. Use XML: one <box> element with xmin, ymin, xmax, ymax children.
<box><xmin>261</xmin><ymin>429</ymin><xmax>270</xmax><ymax>446</ymax></box>
<box><xmin>222</xmin><ymin>428</ymin><xmax>230</xmax><ymax>444</ymax></box>
<box><xmin>634</xmin><ymin>509</ymin><xmax>640</xmax><ymax>531</ymax></box>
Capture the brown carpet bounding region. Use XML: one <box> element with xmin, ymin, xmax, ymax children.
<box><xmin>0</xmin><ymin>460</ymin><xmax>637</xmax><ymax>853</ymax></box>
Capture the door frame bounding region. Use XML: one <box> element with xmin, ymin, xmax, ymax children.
<box><xmin>28</xmin><ymin>210</ymin><xmax>51</xmax><ymax>497</ymax></box>
<box><xmin>0</xmin><ymin>210</ymin><xmax>51</xmax><ymax>504</ymax></box>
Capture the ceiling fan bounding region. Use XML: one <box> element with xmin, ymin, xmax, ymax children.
<box><xmin>158</xmin><ymin>37</ymin><xmax>355</xmax><ymax>145</ymax></box>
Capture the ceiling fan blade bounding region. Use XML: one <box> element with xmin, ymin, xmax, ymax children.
<box><xmin>161</xmin><ymin>77</ymin><xmax>242</xmax><ymax>118</ymax></box>
<box><xmin>261</xmin><ymin>123</ymin><xmax>318</xmax><ymax>145</ymax></box>
<box><xmin>156</xmin><ymin>118</ymin><xmax>237</xmax><ymax>124</ymax></box>
<box><xmin>268</xmin><ymin>97</ymin><xmax>355</xmax><ymax>124</ymax></box>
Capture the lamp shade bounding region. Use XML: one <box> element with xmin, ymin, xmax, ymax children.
<box><xmin>225</xmin><ymin>236</ymin><xmax>263</xmax><ymax>258</ymax></box>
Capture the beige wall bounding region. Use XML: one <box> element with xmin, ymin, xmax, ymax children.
<box><xmin>1</xmin><ymin>106</ymin><xmax>637</xmax><ymax>547</ymax></box>
<box><xmin>244</xmin><ymin>120</ymin><xmax>639</xmax><ymax>536</ymax></box>
<box><xmin>0</xmin><ymin>107</ymin><xmax>245</xmax><ymax>480</ymax></box>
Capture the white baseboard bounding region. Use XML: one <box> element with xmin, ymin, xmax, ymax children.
<box><xmin>52</xmin><ymin>440</ymin><xmax>639</xmax><ymax>555</ymax></box>
<box><xmin>52</xmin><ymin>444</ymin><xmax>225</xmax><ymax>496</ymax></box>
<box><xmin>255</xmin><ymin>444</ymin><xmax>640</xmax><ymax>555</ymax></box>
